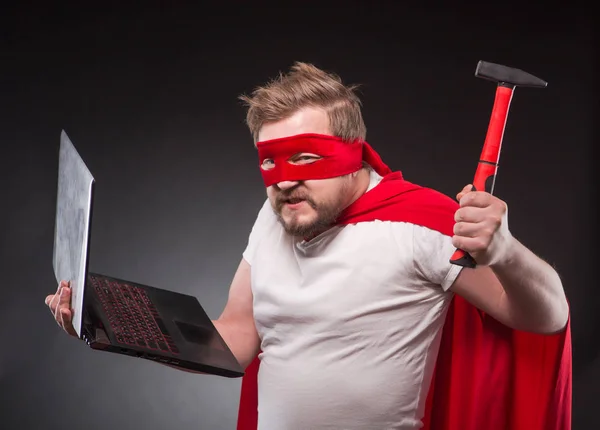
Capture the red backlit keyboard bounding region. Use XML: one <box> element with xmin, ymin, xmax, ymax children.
<box><xmin>89</xmin><ymin>276</ymin><xmax>179</xmax><ymax>355</ymax></box>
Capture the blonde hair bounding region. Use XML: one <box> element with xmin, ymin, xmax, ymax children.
<box><xmin>239</xmin><ymin>62</ymin><xmax>366</xmax><ymax>144</ymax></box>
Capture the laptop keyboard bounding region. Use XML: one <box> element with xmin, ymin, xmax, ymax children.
<box><xmin>90</xmin><ymin>276</ymin><xmax>180</xmax><ymax>355</ymax></box>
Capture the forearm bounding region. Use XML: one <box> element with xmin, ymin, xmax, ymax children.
<box><xmin>213</xmin><ymin>318</ymin><xmax>261</xmax><ymax>370</ymax></box>
<box><xmin>159</xmin><ymin>319</ymin><xmax>260</xmax><ymax>374</ymax></box>
<box><xmin>492</xmin><ymin>237</ymin><xmax>569</xmax><ymax>334</ymax></box>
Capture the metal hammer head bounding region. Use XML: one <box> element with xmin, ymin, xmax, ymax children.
<box><xmin>475</xmin><ymin>61</ymin><xmax>547</xmax><ymax>88</ymax></box>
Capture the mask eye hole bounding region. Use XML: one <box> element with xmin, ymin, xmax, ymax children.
<box><xmin>289</xmin><ymin>153</ymin><xmax>322</xmax><ymax>165</ymax></box>
<box><xmin>261</xmin><ymin>159</ymin><xmax>275</xmax><ymax>170</ymax></box>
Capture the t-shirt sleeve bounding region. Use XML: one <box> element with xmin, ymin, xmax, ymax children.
<box><xmin>242</xmin><ymin>198</ymin><xmax>277</xmax><ymax>265</ymax></box>
<box><xmin>412</xmin><ymin>223</ymin><xmax>463</xmax><ymax>291</ymax></box>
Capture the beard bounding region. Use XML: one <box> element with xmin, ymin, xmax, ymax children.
<box><xmin>272</xmin><ymin>186</ymin><xmax>349</xmax><ymax>239</ymax></box>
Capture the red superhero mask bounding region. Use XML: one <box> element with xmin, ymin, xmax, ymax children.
<box><xmin>256</xmin><ymin>133</ymin><xmax>392</xmax><ymax>187</ymax></box>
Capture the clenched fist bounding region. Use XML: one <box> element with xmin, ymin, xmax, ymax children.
<box><xmin>452</xmin><ymin>184</ymin><xmax>514</xmax><ymax>267</ymax></box>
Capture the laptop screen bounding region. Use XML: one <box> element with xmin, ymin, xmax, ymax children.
<box><xmin>52</xmin><ymin>130</ymin><xmax>95</xmax><ymax>338</ymax></box>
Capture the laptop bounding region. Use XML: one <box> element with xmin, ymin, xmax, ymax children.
<box><xmin>52</xmin><ymin>130</ymin><xmax>244</xmax><ymax>378</ymax></box>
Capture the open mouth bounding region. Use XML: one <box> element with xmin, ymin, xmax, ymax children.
<box><xmin>280</xmin><ymin>197</ymin><xmax>308</xmax><ymax>210</ymax></box>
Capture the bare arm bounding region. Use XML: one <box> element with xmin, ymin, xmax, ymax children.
<box><xmin>213</xmin><ymin>258</ymin><xmax>261</xmax><ymax>369</ymax></box>
<box><xmin>166</xmin><ymin>258</ymin><xmax>261</xmax><ymax>374</ymax></box>
<box><xmin>448</xmin><ymin>185</ymin><xmax>569</xmax><ymax>335</ymax></box>
<box><xmin>46</xmin><ymin>259</ymin><xmax>261</xmax><ymax>374</ymax></box>
<box><xmin>450</xmin><ymin>238</ymin><xmax>569</xmax><ymax>334</ymax></box>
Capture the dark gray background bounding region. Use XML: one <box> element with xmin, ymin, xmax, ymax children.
<box><xmin>1</xmin><ymin>3</ymin><xmax>596</xmax><ymax>429</ymax></box>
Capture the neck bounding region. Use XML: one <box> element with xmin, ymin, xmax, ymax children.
<box><xmin>345</xmin><ymin>168</ymin><xmax>371</xmax><ymax>209</ymax></box>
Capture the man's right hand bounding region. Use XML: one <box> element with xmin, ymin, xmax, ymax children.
<box><xmin>45</xmin><ymin>280</ymin><xmax>78</xmax><ymax>337</ymax></box>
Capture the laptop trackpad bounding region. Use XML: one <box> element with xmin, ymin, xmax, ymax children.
<box><xmin>174</xmin><ymin>320</ymin><xmax>225</xmax><ymax>351</ymax></box>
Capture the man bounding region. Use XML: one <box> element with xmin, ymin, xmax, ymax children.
<box><xmin>46</xmin><ymin>62</ymin><xmax>571</xmax><ymax>429</ymax></box>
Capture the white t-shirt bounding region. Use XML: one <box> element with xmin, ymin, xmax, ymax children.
<box><xmin>242</xmin><ymin>171</ymin><xmax>463</xmax><ymax>430</ymax></box>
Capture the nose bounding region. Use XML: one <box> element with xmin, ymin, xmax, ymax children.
<box><xmin>276</xmin><ymin>181</ymin><xmax>299</xmax><ymax>191</ymax></box>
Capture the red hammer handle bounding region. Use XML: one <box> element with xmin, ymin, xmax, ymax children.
<box><xmin>450</xmin><ymin>85</ymin><xmax>514</xmax><ymax>268</ymax></box>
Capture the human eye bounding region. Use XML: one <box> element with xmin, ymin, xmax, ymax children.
<box><xmin>290</xmin><ymin>153</ymin><xmax>322</xmax><ymax>165</ymax></box>
<box><xmin>261</xmin><ymin>158</ymin><xmax>275</xmax><ymax>170</ymax></box>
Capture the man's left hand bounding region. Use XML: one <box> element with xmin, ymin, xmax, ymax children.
<box><xmin>452</xmin><ymin>184</ymin><xmax>514</xmax><ymax>267</ymax></box>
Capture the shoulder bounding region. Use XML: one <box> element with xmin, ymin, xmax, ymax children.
<box><xmin>340</xmin><ymin>172</ymin><xmax>459</xmax><ymax>237</ymax></box>
<box><xmin>249</xmin><ymin>198</ymin><xmax>280</xmax><ymax>238</ymax></box>
<box><xmin>243</xmin><ymin>198</ymin><xmax>279</xmax><ymax>264</ymax></box>
<box><xmin>255</xmin><ymin>197</ymin><xmax>277</xmax><ymax>221</ymax></box>
<box><xmin>394</xmin><ymin>181</ymin><xmax>458</xmax><ymax>238</ymax></box>
<box><xmin>403</xmin><ymin>182</ymin><xmax>458</xmax><ymax>208</ymax></box>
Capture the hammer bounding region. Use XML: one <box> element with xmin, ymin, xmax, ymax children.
<box><xmin>450</xmin><ymin>61</ymin><xmax>547</xmax><ymax>268</ymax></box>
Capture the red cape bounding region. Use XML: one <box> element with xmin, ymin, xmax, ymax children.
<box><xmin>236</xmin><ymin>172</ymin><xmax>572</xmax><ymax>430</ymax></box>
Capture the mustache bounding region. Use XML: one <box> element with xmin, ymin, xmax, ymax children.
<box><xmin>275</xmin><ymin>190</ymin><xmax>317</xmax><ymax>210</ymax></box>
